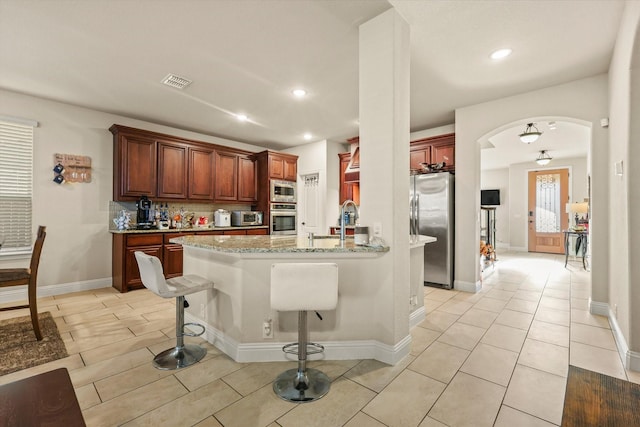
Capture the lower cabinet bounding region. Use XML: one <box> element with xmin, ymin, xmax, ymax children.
<box><xmin>113</xmin><ymin>229</ymin><xmax>268</xmax><ymax>292</ymax></box>
<box><xmin>329</xmin><ymin>227</ymin><xmax>355</xmax><ymax>236</ymax></box>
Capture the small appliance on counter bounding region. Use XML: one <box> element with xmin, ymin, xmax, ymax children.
<box><xmin>214</xmin><ymin>209</ymin><xmax>231</xmax><ymax>227</ymax></box>
<box><xmin>231</xmin><ymin>211</ymin><xmax>263</xmax><ymax>226</ymax></box>
<box><xmin>354</xmin><ymin>226</ymin><xmax>369</xmax><ymax>245</ymax></box>
<box><xmin>136</xmin><ymin>196</ymin><xmax>153</xmax><ymax>230</ymax></box>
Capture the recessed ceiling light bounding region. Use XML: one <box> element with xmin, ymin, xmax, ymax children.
<box><xmin>236</xmin><ymin>114</ymin><xmax>248</xmax><ymax>122</ymax></box>
<box><xmin>161</xmin><ymin>73</ymin><xmax>192</xmax><ymax>89</ymax></box>
<box><xmin>292</xmin><ymin>89</ymin><xmax>307</xmax><ymax>98</ymax></box>
<box><xmin>304</xmin><ymin>133</ymin><xmax>312</xmax><ymax>141</ymax></box>
<box><xmin>490</xmin><ymin>48</ymin><xmax>512</xmax><ymax>60</ymax></box>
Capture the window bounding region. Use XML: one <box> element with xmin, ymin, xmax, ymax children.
<box><xmin>0</xmin><ymin>116</ymin><xmax>36</xmax><ymax>253</ymax></box>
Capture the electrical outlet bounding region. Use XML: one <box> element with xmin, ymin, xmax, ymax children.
<box><xmin>262</xmin><ymin>319</ymin><xmax>273</xmax><ymax>338</ymax></box>
<box><xmin>373</xmin><ymin>222</ymin><xmax>382</xmax><ymax>237</ymax></box>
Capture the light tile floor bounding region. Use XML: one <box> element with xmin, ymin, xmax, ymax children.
<box><xmin>0</xmin><ymin>251</ymin><xmax>634</xmax><ymax>426</ymax></box>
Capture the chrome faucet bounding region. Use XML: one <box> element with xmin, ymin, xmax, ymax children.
<box><xmin>340</xmin><ymin>199</ymin><xmax>359</xmax><ymax>242</ymax></box>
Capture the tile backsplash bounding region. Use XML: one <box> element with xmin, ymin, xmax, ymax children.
<box><xmin>109</xmin><ymin>201</ymin><xmax>255</xmax><ymax>230</ymax></box>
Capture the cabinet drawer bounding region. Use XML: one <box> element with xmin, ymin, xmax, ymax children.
<box><xmin>163</xmin><ymin>233</ymin><xmax>193</xmax><ymax>244</ymax></box>
<box><xmin>224</xmin><ymin>229</ymin><xmax>246</xmax><ymax>235</ymax></box>
<box><xmin>246</xmin><ymin>228</ymin><xmax>268</xmax><ymax>235</ymax></box>
<box><xmin>126</xmin><ymin>234</ymin><xmax>163</xmax><ymax>247</ymax></box>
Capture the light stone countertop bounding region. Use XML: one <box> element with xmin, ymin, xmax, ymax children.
<box><xmin>109</xmin><ymin>226</ymin><xmax>268</xmax><ymax>234</ymax></box>
<box><xmin>170</xmin><ymin>234</ymin><xmax>390</xmax><ymax>254</ymax></box>
<box><xmin>410</xmin><ymin>235</ymin><xmax>437</xmax><ymax>249</ymax></box>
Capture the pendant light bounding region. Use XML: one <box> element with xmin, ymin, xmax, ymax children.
<box><xmin>536</xmin><ymin>150</ymin><xmax>552</xmax><ymax>166</ymax></box>
<box><xmin>519</xmin><ymin>123</ymin><xmax>542</xmax><ymax>143</ymax></box>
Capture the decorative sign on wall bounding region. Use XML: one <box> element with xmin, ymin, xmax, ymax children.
<box><xmin>53</xmin><ymin>153</ymin><xmax>92</xmax><ymax>184</ymax></box>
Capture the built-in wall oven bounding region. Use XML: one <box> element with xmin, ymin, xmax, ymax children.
<box><xmin>270</xmin><ymin>203</ymin><xmax>297</xmax><ymax>235</ymax></box>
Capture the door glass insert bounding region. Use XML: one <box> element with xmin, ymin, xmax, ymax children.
<box><xmin>535</xmin><ymin>173</ymin><xmax>561</xmax><ymax>233</ymax></box>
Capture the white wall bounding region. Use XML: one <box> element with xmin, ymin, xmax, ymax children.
<box><xmin>283</xmin><ymin>139</ymin><xmax>343</xmax><ymax>235</ymax></box>
<box><xmin>455</xmin><ymin>75</ymin><xmax>609</xmax><ymax>295</ymax></box>
<box><xmin>0</xmin><ymin>89</ymin><xmax>266</xmax><ymax>289</ymax></box>
<box><xmin>607</xmin><ymin>0</ymin><xmax>640</xmax><ymax>367</ymax></box>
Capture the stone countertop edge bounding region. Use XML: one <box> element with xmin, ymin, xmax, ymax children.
<box><xmin>109</xmin><ymin>226</ymin><xmax>269</xmax><ymax>234</ymax></box>
<box><xmin>410</xmin><ymin>235</ymin><xmax>437</xmax><ymax>249</ymax></box>
<box><xmin>170</xmin><ymin>235</ymin><xmax>390</xmax><ymax>254</ymax></box>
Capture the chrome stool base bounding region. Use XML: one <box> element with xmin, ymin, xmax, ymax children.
<box><xmin>273</xmin><ymin>367</ymin><xmax>331</xmax><ymax>403</ymax></box>
<box><xmin>153</xmin><ymin>344</ymin><xmax>206</xmax><ymax>370</ymax></box>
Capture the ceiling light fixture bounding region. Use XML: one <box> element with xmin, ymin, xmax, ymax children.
<box><xmin>235</xmin><ymin>114</ymin><xmax>248</xmax><ymax>122</ymax></box>
<box><xmin>292</xmin><ymin>89</ymin><xmax>307</xmax><ymax>98</ymax></box>
<box><xmin>519</xmin><ymin>123</ymin><xmax>542</xmax><ymax>143</ymax></box>
<box><xmin>303</xmin><ymin>133</ymin><xmax>312</xmax><ymax>141</ymax></box>
<box><xmin>536</xmin><ymin>150</ymin><xmax>552</xmax><ymax>166</ymax></box>
<box><xmin>490</xmin><ymin>48</ymin><xmax>512</xmax><ymax>60</ymax></box>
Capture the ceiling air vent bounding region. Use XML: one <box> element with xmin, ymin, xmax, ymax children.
<box><xmin>162</xmin><ymin>74</ymin><xmax>192</xmax><ymax>90</ymax></box>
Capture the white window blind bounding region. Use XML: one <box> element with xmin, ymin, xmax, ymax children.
<box><xmin>0</xmin><ymin>118</ymin><xmax>34</xmax><ymax>251</ymax></box>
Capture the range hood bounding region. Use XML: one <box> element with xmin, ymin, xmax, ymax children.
<box><xmin>344</xmin><ymin>142</ymin><xmax>360</xmax><ymax>183</ymax></box>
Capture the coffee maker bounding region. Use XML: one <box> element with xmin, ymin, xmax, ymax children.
<box><xmin>136</xmin><ymin>196</ymin><xmax>153</xmax><ymax>230</ymax></box>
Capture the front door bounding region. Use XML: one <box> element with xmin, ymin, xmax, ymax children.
<box><xmin>527</xmin><ymin>169</ymin><xmax>569</xmax><ymax>254</ymax></box>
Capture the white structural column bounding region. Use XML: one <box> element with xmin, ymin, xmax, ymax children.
<box><xmin>359</xmin><ymin>9</ymin><xmax>411</xmax><ymax>349</ymax></box>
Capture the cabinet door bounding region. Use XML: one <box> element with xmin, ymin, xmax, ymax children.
<box><xmin>157</xmin><ymin>141</ymin><xmax>188</xmax><ymax>199</ymax></box>
<box><xmin>284</xmin><ymin>158</ymin><xmax>297</xmax><ymax>181</ymax></box>
<box><xmin>410</xmin><ymin>147</ymin><xmax>431</xmax><ymax>171</ymax></box>
<box><xmin>214</xmin><ymin>151</ymin><xmax>238</xmax><ymax>201</ymax></box>
<box><xmin>270</xmin><ymin>156</ymin><xmax>285</xmax><ymax>179</ymax></box>
<box><xmin>119</xmin><ymin>134</ymin><xmax>157</xmax><ymax>198</ymax></box>
<box><xmin>124</xmin><ymin>245</ymin><xmax>162</xmax><ymax>289</ymax></box>
<box><xmin>246</xmin><ymin>228</ymin><xmax>268</xmax><ymax>235</ymax></box>
<box><xmin>238</xmin><ymin>156</ymin><xmax>257</xmax><ymax>202</ymax></box>
<box><xmin>432</xmin><ymin>144</ymin><xmax>455</xmax><ymax>169</ymax></box>
<box><xmin>188</xmin><ymin>146</ymin><xmax>215</xmax><ymax>200</ymax></box>
<box><xmin>163</xmin><ymin>244</ymin><xmax>184</xmax><ymax>278</ymax></box>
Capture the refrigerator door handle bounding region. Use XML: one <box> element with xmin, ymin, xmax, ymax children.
<box><xmin>415</xmin><ymin>196</ymin><xmax>419</xmax><ymax>235</ymax></box>
<box><xmin>409</xmin><ymin>196</ymin><xmax>415</xmax><ymax>235</ymax></box>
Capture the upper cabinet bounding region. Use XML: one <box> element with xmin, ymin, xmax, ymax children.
<box><xmin>410</xmin><ymin>133</ymin><xmax>455</xmax><ymax>173</ymax></box>
<box><xmin>339</xmin><ymin>152</ymin><xmax>360</xmax><ymax>205</ymax></box>
<box><xmin>110</xmin><ymin>124</ymin><xmax>257</xmax><ymax>203</ymax></box>
<box><xmin>259</xmin><ymin>151</ymin><xmax>298</xmax><ymax>181</ymax></box>
<box><xmin>112</xmin><ymin>128</ymin><xmax>157</xmax><ymax>199</ymax></box>
<box><xmin>188</xmin><ymin>146</ymin><xmax>216</xmax><ymax>200</ymax></box>
<box><xmin>157</xmin><ymin>141</ymin><xmax>188</xmax><ymax>199</ymax></box>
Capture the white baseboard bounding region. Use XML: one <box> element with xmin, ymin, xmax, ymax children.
<box><xmin>454</xmin><ymin>279</ymin><xmax>481</xmax><ymax>293</ymax></box>
<box><xmin>591</xmin><ymin>299</ymin><xmax>640</xmax><ymax>372</ymax></box>
<box><xmin>0</xmin><ymin>278</ymin><xmax>112</xmax><ymax>304</ymax></box>
<box><xmin>410</xmin><ymin>306</ymin><xmax>426</xmax><ymax>329</ymax></box>
<box><xmin>185</xmin><ymin>312</ymin><xmax>411</xmax><ymax>365</ymax></box>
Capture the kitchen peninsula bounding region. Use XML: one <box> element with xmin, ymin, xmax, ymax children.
<box><xmin>169</xmin><ymin>234</ymin><xmax>397</xmax><ymax>363</ymax></box>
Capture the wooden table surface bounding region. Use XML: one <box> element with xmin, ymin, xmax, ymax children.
<box><xmin>0</xmin><ymin>367</ymin><xmax>85</xmax><ymax>426</ymax></box>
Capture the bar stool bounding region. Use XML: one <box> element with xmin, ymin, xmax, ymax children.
<box><xmin>134</xmin><ymin>251</ymin><xmax>214</xmax><ymax>370</ymax></box>
<box><xmin>270</xmin><ymin>262</ymin><xmax>338</xmax><ymax>403</ymax></box>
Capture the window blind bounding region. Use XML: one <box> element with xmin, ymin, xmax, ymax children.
<box><xmin>0</xmin><ymin>119</ymin><xmax>34</xmax><ymax>251</ymax></box>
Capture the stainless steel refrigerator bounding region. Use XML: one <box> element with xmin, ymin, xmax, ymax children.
<box><xmin>410</xmin><ymin>172</ymin><xmax>454</xmax><ymax>289</ymax></box>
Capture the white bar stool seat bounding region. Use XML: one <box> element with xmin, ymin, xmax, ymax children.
<box><xmin>271</xmin><ymin>262</ymin><xmax>338</xmax><ymax>403</ymax></box>
<box><xmin>135</xmin><ymin>251</ymin><xmax>214</xmax><ymax>370</ymax></box>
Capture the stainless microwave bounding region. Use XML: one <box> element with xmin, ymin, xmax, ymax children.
<box><xmin>270</xmin><ymin>179</ymin><xmax>296</xmax><ymax>203</ymax></box>
<box><xmin>231</xmin><ymin>211</ymin><xmax>263</xmax><ymax>226</ymax></box>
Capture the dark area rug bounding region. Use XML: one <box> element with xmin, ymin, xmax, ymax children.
<box><xmin>0</xmin><ymin>312</ymin><xmax>68</xmax><ymax>376</ymax></box>
<box><xmin>562</xmin><ymin>365</ymin><xmax>640</xmax><ymax>426</ymax></box>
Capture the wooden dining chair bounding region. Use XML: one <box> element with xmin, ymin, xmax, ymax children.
<box><xmin>0</xmin><ymin>226</ymin><xmax>47</xmax><ymax>340</ymax></box>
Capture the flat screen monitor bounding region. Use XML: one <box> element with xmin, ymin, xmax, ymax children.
<box><xmin>481</xmin><ymin>189</ymin><xmax>500</xmax><ymax>206</ymax></box>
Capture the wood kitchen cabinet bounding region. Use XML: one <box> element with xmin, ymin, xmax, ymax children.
<box><xmin>339</xmin><ymin>152</ymin><xmax>360</xmax><ymax>205</ymax></box>
<box><xmin>255</xmin><ymin>150</ymin><xmax>298</xmax><ymax>181</ymax></box>
<box><xmin>214</xmin><ymin>150</ymin><xmax>239</xmax><ymax>202</ymax></box>
<box><xmin>111</xmin><ymin>126</ymin><xmax>157</xmax><ymax>199</ymax></box>
<box><xmin>111</xmin><ymin>124</ymin><xmax>258</xmax><ymax>203</ymax></box>
<box><xmin>112</xmin><ymin>233</ymin><xmax>163</xmax><ymax>292</ymax></box>
<box><xmin>157</xmin><ymin>141</ymin><xmax>188</xmax><ymax>199</ymax></box>
<box><xmin>410</xmin><ymin>133</ymin><xmax>455</xmax><ymax>172</ymax></box>
<box><xmin>188</xmin><ymin>146</ymin><xmax>215</xmax><ymax>200</ymax></box>
<box><xmin>238</xmin><ymin>155</ymin><xmax>257</xmax><ymax>202</ymax></box>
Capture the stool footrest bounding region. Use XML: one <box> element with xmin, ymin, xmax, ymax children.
<box><xmin>282</xmin><ymin>342</ymin><xmax>324</xmax><ymax>355</ymax></box>
<box><xmin>183</xmin><ymin>322</ymin><xmax>205</xmax><ymax>337</ymax></box>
